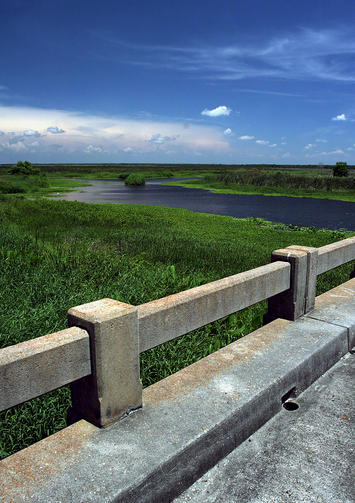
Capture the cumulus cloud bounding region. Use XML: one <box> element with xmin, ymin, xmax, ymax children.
<box><xmin>47</xmin><ymin>126</ymin><xmax>65</xmax><ymax>134</ymax></box>
<box><xmin>332</xmin><ymin>113</ymin><xmax>347</xmax><ymax>121</ymax></box>
<box><xmin>238</xmin><ymin>135</ymin><xmax>254</xmax><ymax>140</ymax></box>
<box><xmin>223</xmin><ymin>128</ymin><xmax>232</xmax><ymax>135</ymax></box>
<box><xmin>201</xmin><ymin>106</ymin><xmax>231</xmax><ymax>117</ymax></box>
<box><xmin>256</xmin><ymin>139</ymin><xmax>269</xmax><ymax>145</ymax></box>
<box><xmin>85</xmin><ymin>144</ymin><xmax>103</xmax><ymax>153</ymax></box>
<box><xmin>316</xmin><ymin>138</ymin><xmax>327</xmax><ymax>143</ymax></box>
<box><xmin>122</xmin><ymin>147</ymin><xmax>133</xmax><ymax>152</ymax></box>
<box><xmin>269</xmin><ymin>143</ymin><xmax>277</xmax><ymax>148</ymax></box>
<box><xmin>24</xmin><ymin>129</ymin><xmax>41</xmax><ymax>137</ymax></box>
<box><xmin>0</xmin><ymin>104</ymin><xmax>229</xmax><ymax>161</ymax></box>
<box><xmin>304</xmin><ymin>143</ymin><xmax>315</xmax><ymax>150</ymax></box>
<box><xmin>148</xmin><ymin>133</ymin><xmax>178</xmax><ymax>144</ymax></box>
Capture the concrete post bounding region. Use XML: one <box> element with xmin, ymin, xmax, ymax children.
<box><xmin>67</xmin><ymin>298</ymin><xmax>142</xmax><ymax>428</ymax></box>
<box><xmin>264</xmin><ymin>248</ymin><xmax>308</xmax><ymax>323</ymax></box>
<box><xmin>286</xmin><ymin>245</ymin><xmax>318</xmax><ymax>312</ymax></box>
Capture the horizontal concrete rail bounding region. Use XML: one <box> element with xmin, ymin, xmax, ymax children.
<box><xmin>0</xmin><ymin>327</ymin><xmax>91</xmax><ymax>412</ymax></box>
<box><xmin>317</xmin><ymin>237</ymin><xmax>355</xmax><ymax>275</ymax></box>
<box><xmin>138</xmin><ymin>261</ymin><xmax>290</xmax><ymax>352</ymax></box>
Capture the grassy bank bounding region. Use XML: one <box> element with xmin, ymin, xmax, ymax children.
<box><xmin>0</xmin><ymin>197</ymin><xmax>354</xmax><ymax>458</ymax></box>
<box><xmin>163</xmin><ymin>170</ymin><xmax>355</xmax><ymax>202</ymax></box>
<box><xmin>2</xmin><ymin>164</ymin><xmax>355</xmax><ymax>202</ymax></box>
<box><xmin>0</xmin><ymin>173</ymin><xmax>90</xmax><ymax>198</ymax></box>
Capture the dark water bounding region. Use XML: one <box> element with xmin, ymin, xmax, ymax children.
<box><xmin>55</xmin><ymin>178</ymin><xmax>355</xmax><ymax>230</ymax></box>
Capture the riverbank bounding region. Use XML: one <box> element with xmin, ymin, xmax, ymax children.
<box><xmin>2</xmin><ymin>163</ymin><xmax>355</xmax><ymax>202</ymax></box>
<box><xmin>1</xmin><ymin>197</ymin><xmax>354</xmax><ymax>458</ymax></box>
<box><xmin>0</xmin><ymin>173</ymin><xmax>90</xmax><ymax>198</ymax></box>
<box><xmin>163</xmin><ymin>178</ymin><xmax>355</xmax><ymax>202</ymax></box>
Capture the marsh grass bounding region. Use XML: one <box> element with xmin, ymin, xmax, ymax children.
<box><xmin>0</xmin><ymin>197</ymin><xmax>353</xmax><ymax>458</ymax></box>
<box><xmin>125</xmin><ymin>173</ymin><xmax>146</xmax><ymax>186</ymax></box>
<box><xmin>212</xmin><ymin>170</ymin><xmax>355</xmax><ymax>190</ymax></box>
<box><xmin>165</xmin><ymin>171</ymin><xmax>355</xmax><ymax>202</ymax></box>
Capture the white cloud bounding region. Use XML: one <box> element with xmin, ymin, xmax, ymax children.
<box><xmin>23</xmin><ymin>129</ymin><xmax>41</xmax><ymax>137</ymax></box>
<box><xmin>99</xmin><ymin>27</ymin><xmax>355</xmax><ymax>82</ymax></box>
<box><xmin>320</xmin><ymin>149</ymin><xmax>345</xmax><ymax>155</ymax></box>
<box><xmin>201</xmin><ymin>105</ymin><xmax>231</xmax><ymax>117</ymax></box>
<box><xmin>332</xmin><ymin>113</ymin><xmax>347</xmax><ymax>121</ymax></box>
<box><xmin>122</xmin><ymin>147</ymin><xmax>133</xmax><ymax>152</ymax></box>
<box><xmin>0</xmin><ymin>104</ymin><xmax>229</xmax><ymax>159</ymax></box>
<box><xmin>148</xmin><ymin>133</ymin><xmax>178</xmax><ymax>144</ymax></box>
<box><xmin>47</xmin><ymin>126</ymin><xmax>65</xmax><ymax>134</ymax></box>
<box><xmin>256</xmin><ymin>139</ymin><xmax>269</xmax><ymax>145</ymax></box>
<box><xmin>315</xmin><ymin>138</ymin><xmax>327</xmax><ymax>143</ymax></box>
<box><xmin>85</xmin><ymin>144</ymin><xmax>103</xmax><ymax>153</ymax></box>
<box><xmin>269</xmin><ymin>143</ymin><xmax>277</xmax><ymax>147</ymax></box>
<box><xmin>280</xmin><ymin>141</ymin><xmax>287</xmax><ymax>145</ymax></box>
<box><xmin>238</xmin><ymin>135</ymin><xmax>255</xmax><ymax>140</ymax></box>
<box><xmin>304</xmin><ymin>143</ymin><xmax>315</xmax><ymax>150</ymax></box>
<box><xmin>282</xmin><ymin>152</ymin><xmax>291</xmax><ymax>158</ymax></box>
<box><xmin>223</xmin><ymin>128</ymin><xmax>232</xmax><ymax>135</ymax></box>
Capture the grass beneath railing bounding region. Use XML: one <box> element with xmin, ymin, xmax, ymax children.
<box><xmin>0</xmin><ymin>197</ymin><xmax>354</xmax><ymax>458</ymax></box>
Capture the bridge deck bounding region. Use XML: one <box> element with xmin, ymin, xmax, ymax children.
<box><xmin>1</xmin><ymin>279</ymin><xmax>354</xmax><ymax>503</ymax></box>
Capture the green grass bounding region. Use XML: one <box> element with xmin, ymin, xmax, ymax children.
<box><xmin>0</xmin><ymin>173</ymin><xmax>90</xmax><ymax>198</ymax></box>
<box><xmin>164</xmin><ymin>176</ymin><xmax>355</xmax><ymax>202</ymax></box>
<box><xmin>2</xmin><ymin>165</ymin><xmax>355</xmax><ymax>202</ymax></box>
<box><xmin>125</xmin><ymin>173</ymin><xmax>146</xmax><ymax>186</ymax></box>
<box><xmin>0</xmin><ymin>197</ymin><xmax>354</xmax><ymax>459</ymax></box>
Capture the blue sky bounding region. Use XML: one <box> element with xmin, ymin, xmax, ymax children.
<box><xmin>0</xmin><ymin>0</ymin><xmax>354</xmax><ymax>164</ymax></box>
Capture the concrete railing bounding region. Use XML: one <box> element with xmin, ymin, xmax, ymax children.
<box><xmin>1</xmin><ymin>236</ymin><xmax>354</xmax><ymax>429</ymax></box>
<box><xmin>0</xmin><ymin>327</ymin><xmax>91</xmax><ymax>411</ymax></box>
<box><xmin>317</xmin><ymin>237</ymin><xmax>355</xmax><ymax>275</ymax></box>
<box><xmin>138</xmin><ymin>262</ymin><xmax>290</xmax><ymax>352</ymax></box>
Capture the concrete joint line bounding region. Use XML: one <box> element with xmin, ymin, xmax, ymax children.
<box><xmin>307</xmin><ymin>315</ymin><xmax>352</xmax><ymax>349</ymax></box>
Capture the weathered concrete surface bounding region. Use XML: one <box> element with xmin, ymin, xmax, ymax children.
<box><xmin>0</xmin><ymin>327</ymin><xmax>90</xmax><ymax>412</ymax></box>
<box><xmin>287</xmin><ymin>244</ymin><xmax>318</xmax><ymax>312</ymax></box>
<box><xmin>265</xmin><ymin>248</ymin><xmax>308</xmax><ymax>322</ymax></box>
<box><xmin>138</xmin><ymin>261</ymin><xmax>290</xmax><ymax>352</ymax></box>
<box><xmin>68</xmin><ymin>298</ymin><xmax>142</xmax><ymax>427</ymax></box>
<box><xmin>175</xmin><ymin>353</ymin><xmax>355</xmax><ymax>503</ymax></box>
<box><xmin>1</xmin><ymin>314</ymin><xmax>348</xmax><ymax>503</ymax></box>
<box><xmin>306</xmin><ymin>278</ymin><xmax>355</xmax><ymax>350</ymax></box>
<box><xmin>317</xmin><ymin>236</ymin><xmax>355</xmax><ymax>275</ymax></box>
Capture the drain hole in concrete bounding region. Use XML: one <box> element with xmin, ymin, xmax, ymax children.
<box><xmin>283</xmin><ymin>400</ymin><xmax>299</xmax><ymax>411</ymax></box>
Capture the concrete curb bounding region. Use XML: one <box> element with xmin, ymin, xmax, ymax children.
<box><xmin>1</xmin><ymin>279</ymin><xmax>354</xmax><ymax>503</ymax></box>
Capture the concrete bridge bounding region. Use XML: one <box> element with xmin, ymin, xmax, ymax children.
<box><xmin>1</xmin><ymin>237</ymin><xmax>354</xmax><ymax>502</ymax></box>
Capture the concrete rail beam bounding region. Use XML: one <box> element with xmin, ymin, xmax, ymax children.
<box><xmin>317</xmin><ymin>236</ymin><xmax>355</xmax><ymax>275</ymax></box>
<box><xmin>138</xmin><ymin>262</ymin><xmax>290</xmax><ymax>352</ymax></box>
<box><xmin>0</xmin><ymin>327</ymin><xmax>91</xmax><ymax>412</ymax></box>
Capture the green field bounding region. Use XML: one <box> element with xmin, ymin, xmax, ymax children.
<box><xmin>163</xmin><ymin>169</ymin><xmax>355</xmax><ymax>202</ymax></box>
<box><xmin>1</xmin><ymin>162</ymin><xmax>355</xmax><ymax>202</ymax></box>
<box><xmin>1</xmin><ymin>196</ymin><xmax>354</xmax><ymax>458</ymax></box>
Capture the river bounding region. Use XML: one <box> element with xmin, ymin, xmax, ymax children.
<box><xmin>54</xmin><ymin>178</ymin><xmax>355</xmax><ymax>230</ymax></box>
